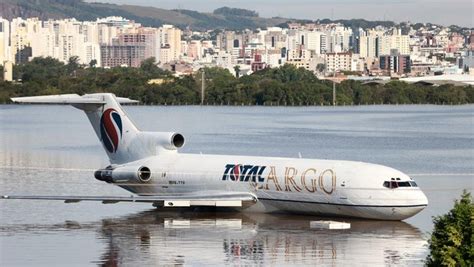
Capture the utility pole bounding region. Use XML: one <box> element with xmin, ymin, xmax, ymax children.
<box><xmin>333</xmin><ymin>73</ymin><xmax>336</xmax><ymax>106</ymax></box>
<box><xmin>333</xmin><ymin>51</ymin><xmax>337</xmax><ymax>106</ymax></box>
<box><xmin>201</xmin><ymin>69</ymin><xmax>205</xmax><ymax>105</ymax></box>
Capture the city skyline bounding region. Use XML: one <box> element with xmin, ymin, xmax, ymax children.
<box><xmin>2</xmin><ymin>15</ymin><xmax>472</xmax><ymax>80</ymax></box>
<box><xmin>86</xmin><ymin>0</ymin><xmax>474</xmax><ymax>27</ymax></box>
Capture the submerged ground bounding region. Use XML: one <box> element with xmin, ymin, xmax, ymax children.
<box><xmin>1</xmin><ymin>104</ymin><xmax>472</xmax><ymax>265</ymax></box>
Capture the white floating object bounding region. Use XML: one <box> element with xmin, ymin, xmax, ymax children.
<box><xmin>164</xmin><ymin>219</ymin><xmax>190</xmax><ymax>229</ymax></box>
<box><xmin>310</xmin><ymin>220</ymin><xmax>351</xmax><ymax>230</ymax></box>
<box><xmin>215</xmin><ymin>219</ymin><xmax>242</xmax><ymax>229</ymax></box>
<box><xmin>164</xmin><ymin>200</ymin><xmax>190</xmax><ymax>207</ymax></box>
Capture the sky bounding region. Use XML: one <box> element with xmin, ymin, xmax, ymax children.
<box><xmin>87</xmin><ymin>0</ymin><xmax>473</xmax><ymax>27</ymax></box>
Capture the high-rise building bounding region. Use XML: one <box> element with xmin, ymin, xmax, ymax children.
<box><xmin>101</xmin><ymin>28</ymin><xmax>160</xmax><ymax>68</ymax></box>
<box><xmin>379</xmin><ymin>50</ymin><xmax>411</xmax><ymax>75</ymax></box>
<box><xmin>159</xmin><ymin>25</ymin><xmax>181</xmax><ymax>63</ymax></box>
<box><xmin>379</xmin><ymin>29</ymin><xmax>410</xmax><ymax>55</ymax></box>
<box><xmin>186</xmin><ymin>40</ymin><xmax>202</xmax><ymax>60</ymax></box>
<box><xmin>305</xmin><ymin>31</ymin><xmax>325</xmax><ymax>54</ymax></box>
<box><xmin>359</xmin><ymin>28</ymin><xmax>410</xmax><ymax>60</ymax></box>
<box><xmin>263</xmin><ymin>28</ymin><xmax>287</xmax><ymax>50</ymax></box>
<box><xmin>10</xmin><ymin>18</ymin><xmax>34</xmax><ymax>63</ymax></box>
<box><xmin>326</xmin><ymin>26</ymin><xmax>353</xmax><ymax>52</ymax></box>
<box><xmin>325</xmin><ymin>52</ymin><xmax>353</xmax><ymax>72</ymax></box>
<box><xmin>0</xmin><ymin>18</ymin><xmax>10</xmax><ymax>65</ymax></box>
<box><xmin>358</xmin><ymin>29</ymin><xmax>384</xmax><ymax>59</ymax></box>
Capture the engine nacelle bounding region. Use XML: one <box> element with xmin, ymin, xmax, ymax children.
<box><xmin>154</xmin><ymin>132</ymin><xmax>185</xmax><ymax>150</ymax></box>
<box><xmin>139</xmin><ymin>131</ymin><xmax>185</xmax><ymax>151</ymax></box>
<box><xmin>94</xmin><ymin>165</ymin><xmax>152</xmax><ymax>183</ymax></box>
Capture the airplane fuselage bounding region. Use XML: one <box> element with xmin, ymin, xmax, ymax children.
<box><xmin>114</xmin><ymin>152</ymin><xmax>428</xmax><ymax>220</ymax></box>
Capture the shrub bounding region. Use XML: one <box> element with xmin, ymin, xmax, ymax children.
<box><xmin>426</xmin><ymin>190</ymin><xmax>473</xmax><ymax>266</ymax></box>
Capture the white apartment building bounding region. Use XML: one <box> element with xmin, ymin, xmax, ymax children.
<box><xmin>326</xmin><ymin>26</ymin><xmax>353</xmax><ymax>52</ymax></box>
<box><xmin>288</xmin><ymin>48</ymin><xmax>313</xmax><ymax>61</ymax></box>
<box><xmin>10</xmin><ymin>18</ymin><xmax>36</xmax><ymax>63</ymax></box>
<box><xmin>9</xmin><ymin>18</ymin><xmax>104</xmax><ymax>65</ymax></box>
<box><xmin>159</xmin><ymin>25</ymin><xmax>182</xmax><ymax>63</ymax></box>
<box><xmin>262</xmin><ymin>49</ymin><xmax>285</xmax><ymax>67</ymax></box>
<box><xmin>358</xmin><ymin>29</ymin><xmax>384</xmax><ymax>59</ymax></box>
<box><xmin>305</xmin><ymin>31</ymin><xmax>325</xmax><ymax>54</ymax></box>
<box><xmin>0</xmin><ymin>18</ymin><xmax>10</xmax><ymax>64</ymax></box>
<box><xmin>262</xmin><ymin>27</ymin><xmax>287</xmax><ymax>50</ymax></box>
<box><xmin>379</xmin><ymin>29</ymin><xmax>410</xmax><ymax>56</ymax></box>
<box><xmin>325</xmin><ymin>52</ymin><xmax>354</xmax><ymax>72</ymax></box>
<box><xmin>359</xmin><ymin>28</ymin><xmax>410</xmax><ymax>59</ymax></box>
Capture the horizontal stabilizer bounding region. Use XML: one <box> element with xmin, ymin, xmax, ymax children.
<box><xmin>11</xmin><ymin>94</ymin><xmax>138</xmax><ymax>105</ymax></box>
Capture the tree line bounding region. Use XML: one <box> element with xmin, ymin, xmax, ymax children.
<box><xmin>1</xmin><ymin>57</ymin><xmax>473</xmax><ymax>105</ymax></box>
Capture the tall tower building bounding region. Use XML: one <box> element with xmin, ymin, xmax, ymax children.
<box><xmin>0</xmin><ymin>18</ymin><xmax>11</xmax><ymax>64</ymax></box>
<box><xmin>358</xmin><ymin>29</ymin><xmax>384</xmax><ymax>59</ymax></box>
<box><xmin>159</xmin><ymin>25</ymin><xmax>181</xmax><ymax>63</ymax></box>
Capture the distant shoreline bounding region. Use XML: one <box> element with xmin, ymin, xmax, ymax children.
<box><xmin>2</xmin><ymin>58</ymin><xmax>473</xmax><ymax>106</ymax></box>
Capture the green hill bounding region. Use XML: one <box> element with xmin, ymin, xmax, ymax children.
<box><xmin>0</xmin><ymin>0</ymin><xmax>287</xmax><ymax>30</ymax></box>
<box><xmin>1</xmin><ymin>0</ymin><xmax>463</xmax><ymax>31</ymax></box>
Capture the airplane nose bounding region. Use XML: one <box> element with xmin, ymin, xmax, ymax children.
<box><xmin>418</xmin><ymin>189</ymin><xmax>429</xmax><ymax>206</ymax></box>
<box><xmin>408</xmin><ymin>187</ymin><xmax>428</xmax><ymax>210</ymax></box>
<box><xmin>394</xmin><ymin>189</ymin><xmax>428</xmax><ymax>220</ymax></box>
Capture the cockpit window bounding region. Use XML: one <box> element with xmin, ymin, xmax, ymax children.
<box><xmin>390</xmin><ymin>181</ymin><xmax>398</xmax><ymax>188</ymax></box>
<box><xmin>383</xmin><ymin>178</ymin><xmax>418</xmax><ymax>189</ymax></box>
<box><xmin>397</xmin><ymin>181</ymin><xmax>411</xmax><ymax>187</ymax></box>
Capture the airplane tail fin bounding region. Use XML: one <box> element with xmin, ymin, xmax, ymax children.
<box><xmin>11</xmin><ymin>93</ymin><xmax>146</xmax><ymax>164</ymax></box>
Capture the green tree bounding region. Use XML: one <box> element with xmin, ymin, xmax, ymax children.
<box><xmin>316</xmin><ymin>63</ymin><xmax>326</xmax><ymax>73</ymax></box>
<box><xmin>427</xmin><ymin>190</ymin><xmax>473</xmax><ymax>266</ymax></box>
<box><xmin>66</xmin><ymin>56</ymin><xmax>81</xmax><ymax>75</ymax></box>
<box><xmin>234</xmin><ymin>65</ymin><xmax>241</xmax><ymax>78</ymax></box>
<box><xmin>89</xmin><ymin>59</ymin><xmax>97</xmax><ymax>68</ymax></box>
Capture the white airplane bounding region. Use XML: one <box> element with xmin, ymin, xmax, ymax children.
<box><xmin>2</xmin><ymin>93</ymin><xmax>428</xmax><ymax>220</ymax></box>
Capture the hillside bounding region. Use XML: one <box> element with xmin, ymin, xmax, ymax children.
<box><xmin>1</xmin><ymin>0</ymin><xmax>463</xmax><ymax>31</ymax></box>
<box><xmin>0</xmin><ymin>0</ymin><xmax>287</xmax><ymax>30</ymax></box>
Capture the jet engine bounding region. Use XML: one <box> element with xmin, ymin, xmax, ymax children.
<box><xmin>94</xmin><ymin>165</ymin><xmax>152</xmax><ymax>183</ymax></box>
<box><xmin>153</xmin><ymin>132</ymin><xmax>185</xmax><ymax>150</ymax></box>
<box><xmin>136</xmin><ymin>131</ymin><xmax>185</xmax><ymax>151</ymax></box>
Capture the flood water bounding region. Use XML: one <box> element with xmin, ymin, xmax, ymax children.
<box><xmin>0</xmin><ymin>104</ymin><xmax>473</xmax><ymax>266</ymax></box>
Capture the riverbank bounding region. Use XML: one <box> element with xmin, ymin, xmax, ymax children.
<box><xmin>2</xmin><ymin>57</ymin><xmax>473</xmax><ymax>105</ymax></box>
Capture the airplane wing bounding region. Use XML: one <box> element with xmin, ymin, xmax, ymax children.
<box><xmin>1</xmin><ymin>192</ymin><xmax>258</xmax><ymax>207</ymax></box>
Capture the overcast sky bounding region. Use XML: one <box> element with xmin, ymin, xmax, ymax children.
<box><xmin>87</xmin><ymin>0</ymin><xmax>473</xmax><ymax>27</ymax></box>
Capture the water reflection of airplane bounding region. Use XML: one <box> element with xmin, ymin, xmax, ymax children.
<box><xmin>3</xmin><ymin>94</ymin><xmax>428</xmax><ymax>220</ymax></box>
<box><xmin>97</xmin><ymin>210</ymin><xmax>427</xmax><ymax>266</ymax></box>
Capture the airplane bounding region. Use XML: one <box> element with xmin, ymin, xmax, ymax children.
<box><xmin>2</xmin><ymin>93</ymin><xmax>428</xmax><ymax>220</ymax></box>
